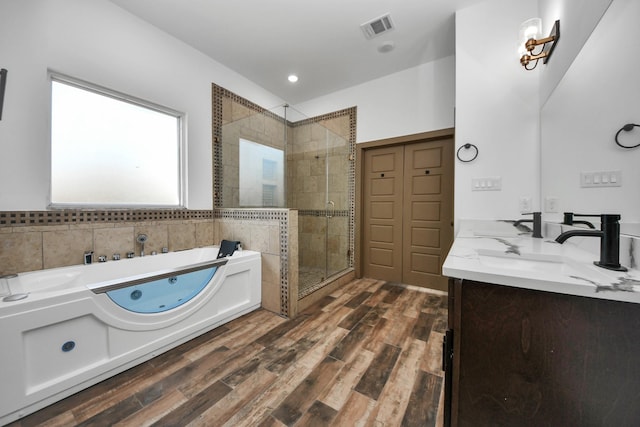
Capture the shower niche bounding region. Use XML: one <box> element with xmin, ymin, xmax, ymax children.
<box><xmin>213</xmin><ymin>84</ymin><xmax>355</xmax><ymax>311</ymax></box>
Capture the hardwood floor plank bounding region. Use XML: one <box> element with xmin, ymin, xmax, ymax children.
<box><xmin>177</xmin><ymin>343</ymin><xmax>262</xmax><ymax>399</ymax></box>
<box><xmin>256</xmin><ymin>415</ymin><xmax>287</xmax><ymax>427</ymax></box>
<box><xmin>8</xmin><ymin>410</ymin><xmax>77</xmax><ymax>427</ymax></box>
<box><xmin>265</xmin><ymin>338</ymin><xmax>317</xmax><ymax>375</ymax></box>
<box><xmin>383</xmin><ymin>315</ymin><xmax>418</xmax><ymax>348</ymax></box>
<box><xmin>255</xmin><ymin>313</ymin><xmax>312</xmax><ymax>346</ymax></box>
<box><xmin>363</xmin><ymin>280</ymin><xmax>391</xmax><ymax>308</ymax></box>
<box><xmin>295</xmin><ymin>400</ymin><xmax>338</xmax><ymax>426</ymax></box>
<box><xmin>285</xmin><ymin>305</ymin><xmax>352</xmax><ymax>343</ymax></box>
<box><xmin>67</xmin><ymin>351</ymin><xmax>195</xmax><ymax>423</ymax></box>
<box><xmin>318</xmin><ymin>349</ymin><xmax>375</xmax><ymax>411</ymax></box>
<box><xmin>331</xmin><ymin>391</ymin><xmax>377</xmax><ymax>426</ymax></box>
<box><xmin>329</xmin><ymin>321</ymin><xmax>373</xmax><ymax>362</ymax></box>
<box><xmin>151</xmin><ymin>380</ymin><xmax>231</xmax><ymax>426</ymax></box>
<box><xmin>300</xmin><ymin>295</ymin><xmax>337</xmax><ymax>313</ymax></box>
<box><xmin>363</xmin><ymin>316</ymin><xmax>390</xmax><ymax>353</ymax></box>
<box><xmin>113</xmin><ymin>390</ymin><xmax>187</xmax><ymax>427</ymax></box>
<box><xmin>423</xmin><ymin>293</ymin><xmax>445</xmax><ymax>309</ymax></box>
<box><xmin>421</xmin><ymin>330</ymin><xmax>445</xmax><ymax>376</ymax></box>
<box><xmin>221</xmin><ymin>326</ymin><xmax>348</xmax><ymax>427</ymax></box>
<box><xmin>360</xmin><ymin>305</ymin><xmax>386</xmax><ymax>327</ymax></box>
<box><xmin>188</xmin><ymin>367</ymin><xmax>278</xmax><ymax>427</ymax></box>
<box><xmin>382</xmin><ymin>283</ymin><xmax>405</xmax><ymax>303</ymax></box>
<box><xmin>337</xmin><ymin>304</ymin><xmax>372</xmax><ymax>330</ymax></box>
<box><xmin>432</xmin><ymin>316</ymin><xmax>448</xmax><ymax>334</ymax></box>
<box><xmin>402</xmin><ymin>290</ymin><xmax>428</xmax><ymax>319</ymax></box>
<box><xmin>271</xmin><ymin>356</ymin><xmax>344</xmax><ymax>426</ymax></box>
<box><xmin>344</xmin><ymin>291</ymin><xmax>373</xmax><ymax>308</ymax></box>
<box><xmin>354</xmin><ymin>343</ymin><xmax>402</xmax><ymax>401</ymax></box>
<box><xmin>400</xmin><ymin>370</ymin><xmax>442</xmax><ymax>427</ymax></box>
<box><xmin>74</xmin><ymin>394</ymin><xmax>142</xmax><ymax>426</ymax></box>
<box><xmin>412</xmin><ymin>312</ymin><xmax>436</xmax><ymax>342</ymax></box>
<box><xmin>367</xmin><ymin>338</ymin><xmax>426</xmax><ymax>426</ymax></box>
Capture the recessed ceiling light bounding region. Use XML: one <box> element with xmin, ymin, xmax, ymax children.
<box><xmin>288</xmin><ymin>74</ymin><xmax>299</xmax><ymax>83</ymax></box>
<box><xmin>377</xmin><ymin>41</ymin><xmax>395</xmax><ymax>53</ymax></box>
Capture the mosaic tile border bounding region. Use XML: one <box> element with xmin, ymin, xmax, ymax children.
<box><xmin>215</xmin><ymin>208</ymin><xmax>290</xmax><ymax>317</ymax></box>
<box><xmin>0</xmin><ymin>209</ymin><xmax>213</xmax><ymax>227</ymax></box>
<box><xmin>298</xmin><ymin>210</ymin><xmax>349</xmax><ymax>217</ymax></box>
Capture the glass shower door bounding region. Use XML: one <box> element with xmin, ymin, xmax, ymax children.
<box><xmin>325</xmin><ymin>127</ymin><xmax>350</xmax><ymax>279</ymax></box>
<box><xmin>287</xmin><ymin>107</ymin><xmax>351</xmax><ymax>298</ymax></box>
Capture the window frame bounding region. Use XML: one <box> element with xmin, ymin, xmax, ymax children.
<box><xmin>48</xmin><ymin>72</ymin><xmax>187</xmax><ymax>209</ymax></box>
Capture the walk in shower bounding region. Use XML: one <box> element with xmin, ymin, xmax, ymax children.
<box><xmin>215</xmin><ymin>87</ymin><xmax>354</xmax><ymax>300</ymax></box>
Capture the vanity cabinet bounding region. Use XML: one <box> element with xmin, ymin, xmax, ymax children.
<box><xmin>445</xmin><ymin>278</ymin><xmax>640</xmax><ymax>426</ymax></box>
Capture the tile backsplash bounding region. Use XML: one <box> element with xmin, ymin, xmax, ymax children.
<box><xmin>0</xmin><ymin>210</ymin><xmax>215</xmax><ymax>275</ymax></box>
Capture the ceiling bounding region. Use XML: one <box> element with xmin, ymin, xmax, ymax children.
<box><xmin>109</xmin><ymin>0</ymin><xmax>487</xmax><ymax>104</ymax></box>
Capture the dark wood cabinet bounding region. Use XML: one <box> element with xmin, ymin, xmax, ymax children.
<box><xmin>445</xmin><ymin>278</ymin><xmax>640</xmax><ymax>426</ymax></box>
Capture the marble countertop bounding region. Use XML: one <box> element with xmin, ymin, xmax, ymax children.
<box><xmin>443</xmin><ymin>220</ymin><xmax>640</xmax><ymax>304</ymax></box>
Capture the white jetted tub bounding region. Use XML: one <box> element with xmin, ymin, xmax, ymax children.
<box><xmin>0</xmin><ymin>247</ymin><xmax>261</xmax><ymax>425</ymax></box>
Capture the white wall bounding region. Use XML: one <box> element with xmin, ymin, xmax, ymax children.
<box><xmin>455</xmin><ymin>0</ymin><xmax>540</xmax><ymax>223</ymax></box>
<box><xmin>0</xmin><ymin>0</ymin><xmax>284</xmax><ymax>210</ymax></box>
<box><xmin>538</xmin><ymin>0</ymin><xmax>612</xmax><ymax>105</ymax></box>
<box><xmin>293</xmin><ymin>56</ymin><xmax>455</xmax><ymax>143</ymax></box>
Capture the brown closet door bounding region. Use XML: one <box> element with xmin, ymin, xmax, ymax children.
<box><xmin>402</xmin><ymin>139</ymin><xmax>454</xmax><ymax>291</ymax></box>
<box><xmin>362</xmin><ymin>146</ymin><xmax>404</xmax><ymax>282</ymax></box>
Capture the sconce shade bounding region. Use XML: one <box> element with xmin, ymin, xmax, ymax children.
<box><xmin>518</xmin><ymin>18</ymin><xmax>542</xmax><ymax>57</ymax></box>
<box><xmin>519</xmin><ymin>19</ymin><xmax>560</xmax><ymax>70</ymax></box>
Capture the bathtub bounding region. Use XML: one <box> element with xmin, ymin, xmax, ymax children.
<box><xmin>0</xmin><ymin>247</ymin><xmax>261</xmax><ymax>425</ymax></box>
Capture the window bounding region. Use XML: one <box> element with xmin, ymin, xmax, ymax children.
<box><xmin>50</xmin><ymin>74</ymin><xmax>185</xmax><ymax>207</ymax></box>
<box><xmin>239</xmin><ymin>138</ymin><xmax>284</xmax><ymax>207</ymax></box>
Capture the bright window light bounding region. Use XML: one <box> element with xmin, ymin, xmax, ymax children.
<box><xmin>50</xmin><ymin>75</ymin><xmax>185</xmax><ymax>207</ymax></box>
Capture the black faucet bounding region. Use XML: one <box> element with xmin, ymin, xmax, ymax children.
<box><xmin>563</xmin><ymin>212</ymin><xmax>596</xmax><ymax>229</ymax></box>
<box><xmin>513</xmin><ymin>212</ymin><xmax>542</xmax><ymax>238</ymax></box>
<box><xmin>555</xmin><ymin>214</ymin><xmax>627</xmax><ymax>271</ymax></box>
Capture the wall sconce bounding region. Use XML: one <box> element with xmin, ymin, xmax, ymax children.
<box><xmin>519</xmin><ymin>18</ymin><xmax>560</xmax><ymax>70</ymax></box>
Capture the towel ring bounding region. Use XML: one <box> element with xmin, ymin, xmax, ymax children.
<box><xmin>615</xmin><ymin>123</ymin><xmax>640</xmax><ymax>149</ymax></box>
<box><xmin>456</xmin><ymin>143</ymin><xmax>478</xmax><ymax>163</ymax></box>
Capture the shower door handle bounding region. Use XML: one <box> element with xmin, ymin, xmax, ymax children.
<box><xmin>327</xmin><ymin>201</ymin><xmax>335</xmax><ymax>218</ymax></box>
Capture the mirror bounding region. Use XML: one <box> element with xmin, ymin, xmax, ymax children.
<box><xmin>541</xmin><ymin>0</ymin><xmax>640</xmax><ymax>235</ymax></box>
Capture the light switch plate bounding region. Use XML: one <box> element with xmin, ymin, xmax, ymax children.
<box><xmin>545</xmin><ymin>196</ymin><xmax>559</xmax><ymax>213</ymax></box>
<box><xmin>472</xmin><ymin>177</ymin><xmax>502</xmax><ymax>191</ymax></box>
<box><xmin>580</xmin><ymin>171</ymin><xmax>622</xmax><ymax>188</ymax></box>
<box><xmin>519</xmin><ymin>197</ymin><xmax>532</xmax><ymax>213</ymax></box>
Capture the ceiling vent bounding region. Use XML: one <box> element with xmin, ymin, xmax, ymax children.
<box><xmin>360</xmin><ymin>14</ymin><xmax>395</xmax><ymax>40</ymax></box>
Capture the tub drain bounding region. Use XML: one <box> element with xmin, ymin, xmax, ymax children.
<box><xmin>130</xmin><ymin>290</ymin><xmax>142</xmax><ymax>300</ymax></box>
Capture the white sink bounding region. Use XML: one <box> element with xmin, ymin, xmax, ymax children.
<box><xmin>475</xmin><ymin>248</ymin><xmax>602</xmax><ymax>278</ymax></box>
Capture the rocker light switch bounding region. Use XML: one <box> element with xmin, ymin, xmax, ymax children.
<box><xmin>472</xmin><ymin>177</ymin><xmax>502</xmax><ymax>191</ymax></box>
<box><xmin>580</xmin><ymin>171</ymin><xmax>622</xmax><ymax>188</ymax></box>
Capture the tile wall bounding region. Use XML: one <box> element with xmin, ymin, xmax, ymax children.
<box><xmin>0</xmin><ymin>210</ymin><xmax>214</xmax><ymax>275</ymax></box>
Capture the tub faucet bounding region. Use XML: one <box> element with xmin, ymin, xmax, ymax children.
<box><xmin>555</xmin><ymin>214</ymin><xmax>627</xmax><ymax>271</ymax></box>
<box><xmin>136</xmin><ymin>234</ymin><xmax>148</xmax><ymax>257</ymax></box>
<box><xmin>513</xmin><ymin>212</ymin><xmax>542</xmax><ymax>238</ymax></box>
<box><xmin>563</xmin><ymin>212</ymin><xmax>596</xmax><ymax>229</ymax></box>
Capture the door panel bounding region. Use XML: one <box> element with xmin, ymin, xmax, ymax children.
<box><xmin>402</xmin><ymin>139</ymin><xmax>454</xmax><ymax>290</ymax></box>
<box><xmin>362</xmin><ymin>137</ymin><xmax>454</xmax><ymax>291</ymax></box>
<box><xmin>363</xmin><ymin>146</ymin><xmax>403</xmax><ymax>282</ymax></box>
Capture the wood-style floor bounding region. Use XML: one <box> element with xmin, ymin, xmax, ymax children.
<box><xmin>8</xmin><ymin>278</ymin><xmax>447</xmax><ymax>427</ymax></box>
